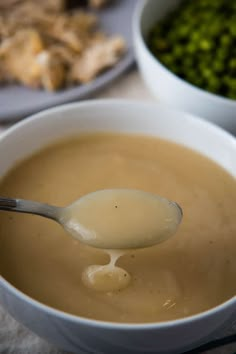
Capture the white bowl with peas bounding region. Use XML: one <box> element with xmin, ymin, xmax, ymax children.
<box><xmin>133</xmin><ymin>0</ymin><xmax>236</xmax><ymax>135</ymax></box>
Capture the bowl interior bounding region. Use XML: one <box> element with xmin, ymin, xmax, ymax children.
<box><xmin>0</xmin><ymin>101</ymin><xmax>235</xmax><ymax>179</ymax></box>
<box><xmin>140</xmin><ymin>0</ymin><xmax>181</xmax><ymax>41</ymax></box>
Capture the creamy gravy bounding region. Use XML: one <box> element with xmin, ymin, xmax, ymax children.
<box><xmin>82</xmin><ymin>250</ymin><xmax>131</xmax><ymax>292</ymax></box>
<box><xmin>61</xmin><ymin>189</ymin><xmax>182</xmax><ymax>249</ymax></box>
<box><xmin>0</xmin><ymin>133</ymin><xmax>236</xmax><ymax>323</ymax></box>
<box><xmin>61</xmin><ymin>187</ymin><xmax>182</xmax><ymax>293</ymax></box>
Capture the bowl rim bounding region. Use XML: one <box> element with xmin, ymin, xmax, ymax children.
<box><xmin>0</xmin><ymin>98</ymin><xmax>236</xmax><ymax>330</ymax></box>
<box><xmin>133</xmin><ymin>0</ymin><xmax>236</xmax><ymax>106</ymax></box>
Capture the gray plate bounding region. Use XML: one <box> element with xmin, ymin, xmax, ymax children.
<box><xmin>0</xmin><ymin>0</ymin><xmax>135</xmax><ymax>122</ymax></box>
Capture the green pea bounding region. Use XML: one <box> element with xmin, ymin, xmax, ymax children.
<box><xmin>207</xmin><ymin>76</ymin><xmax>221</xmax><ymax>92</ymax></box>
<box><xmin>191</xmin><ymin>31</ymin><xmax>202</xmax><ymax>42</ymax></box>
<box><xmin>177</xmin><ymin>25</ymin><xmax>190</xmax><ymax>38</ymax></box>
<box><xmin>220</xmin><ymin>34</ymin><xmax>232</xmax><ymax>47</ymax></box>
<box><xmin>229</xmin><ymin>59</ymin><xmax>236</xmax><ymax>71</ymax></box>
<box><xmin>202</xmin><ymin>68</ymin><xmax>213</xmax><ymax>79</ymax></box>
<box><xmin>208</xmin><ymin>24</ymin><xmax>222</xmax><ymax>37</ymax></box>
<box><xmin>199</xmin><ymin>39</ymin><xmax>213</xmax><ymax>51</ymax></box>
<box><xmin>229</xmin><ymin>23</ymin><xmax>236</xmax><ymax>37</ymax></box>
<box><xmin>225</xmin><ymin>78</ymin><xmax>236</xmax><ymax>90</ymax></box>
<box><xmin>186</xmin><ymin>42</ymin><xmax>198</xmax><ymax>54</ymax></box>
<box><xmin>172</xmin><ymin>45</ymin><xmax>184</xmax><ymax>58</ymax></box>
<box><xmin>213</xmin><ymin>61</ymin><xmax>225</xmax><ymax>73</ymax></box>
<box><xmin>216</xmin><ymin>48</ymin><xmax>229</xmax><ymax>60</ymax></box>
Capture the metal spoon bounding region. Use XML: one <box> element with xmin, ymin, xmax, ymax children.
<box><xmin>0</xmin><ymin>189</ymin><xmax>183</xmax><ymax>249</ymax></box>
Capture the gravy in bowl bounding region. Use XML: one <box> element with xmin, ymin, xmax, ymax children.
<box><xmin>0</xmin><ymin>132</ymin><xmax>236</xmax><ymax>323</ymax></box>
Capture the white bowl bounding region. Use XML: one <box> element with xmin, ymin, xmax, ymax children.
<box><xmin>0</xmin><ymin>100</ymin><xmax>236</xmax><ymax>354</ymax></box>
<box><xmin>133</xmin><ymin>0</ymin><xmax>236</xmax><ymax>135</ymax></box>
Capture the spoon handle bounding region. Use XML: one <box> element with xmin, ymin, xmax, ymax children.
<box><xmin>0</xmin><ymin>197</ymin><xmax>61</xmax><ymax>221</ymax></box>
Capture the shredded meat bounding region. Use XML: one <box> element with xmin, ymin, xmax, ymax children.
<box><xmin>0</xmin><ymin>30</ymin><xmax>45</xmax><ymax>88</ymax></box>
<box><xmin>70</xmin><ymin>36</ymin><xmax>125</xmax><ymax>83</ymax></box>
<box><xmin>0</xmin><ymin>0</ymin><xmax>125</xmax><ymax>91</ymax></box>
<box><xmin>89</xmin><ymin>0</ymin><xmax>109</xmax><ymax>8</ymax></box>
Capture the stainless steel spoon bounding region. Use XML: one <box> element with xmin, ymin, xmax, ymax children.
<box><xmin>0</xmin><ymin>189</ymin><xmax>183</xmax><ymax>249</ymax></box>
